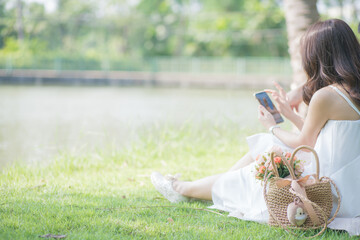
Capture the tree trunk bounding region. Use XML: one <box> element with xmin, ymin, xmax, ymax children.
<box><xmin>16</xmin><ymin>0</ymin><xmax>24</xmax><ymax>42</ymax></box>
<box><xmin>350</xmin><ymin>0</ymin><xmax>358</xmax><ymax>24</ymax></box>
<box><xmin>283</xmin><ymin>0</ymin><xmax>319</xmax><ymax>90</ymax></box>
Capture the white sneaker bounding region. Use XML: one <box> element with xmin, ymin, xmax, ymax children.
<box><xmin>151</xmin><ymin>171</ymin><xmax>189</xmax><ymax>203</ymax></box>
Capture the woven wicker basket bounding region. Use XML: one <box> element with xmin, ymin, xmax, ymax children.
<box><xmin>263</xmin><ymin>145</ymin><xmax>341</xmax><ymax>236</ymax></box>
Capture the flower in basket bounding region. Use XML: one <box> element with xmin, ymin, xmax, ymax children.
<box><xmin>254</xmin><ymin>146</ymin><xmax>305</xmax><ymax>181</ymax></box>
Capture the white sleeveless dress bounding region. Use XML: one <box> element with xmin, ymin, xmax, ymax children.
<box><xmin>210</xmin><ymin>86</ymin><xmax>360</xmax><ymax>236</ymax></box>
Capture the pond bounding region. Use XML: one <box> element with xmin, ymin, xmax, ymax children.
<box><xmin>0</xmin><ymin>86</ymin><xmax>262</xmax><ymax>167</ymax></box>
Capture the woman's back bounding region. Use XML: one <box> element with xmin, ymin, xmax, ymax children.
<box><xmin>313</xmin><ymin>85</ymin><xmax>360</xmax><ymax>218</ymax></box>
<box><xmin>324</xmin><ymin>85</ymin><xmax>360</xmax><ymax>121</ymax></box>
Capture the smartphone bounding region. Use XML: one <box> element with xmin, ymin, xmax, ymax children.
<box><xmin>254</xmin><ymin>91</ymin><xmax>284</xmax><ymax>124</ymax></box>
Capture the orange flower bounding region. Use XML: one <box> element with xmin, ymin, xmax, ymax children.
<box><xmin>285</xmin><ymin>152</ymin><xmax>291</xmax><ymax>158</ymax></box>
<box><xmin>259</xmin><ymin>165</ymin><xmax>266</xmax><ymax>174</ymax></box>
<box><xmin>274</xmin><ymin>156</ymin><xmax>282</xmax><ymax>164</ymax></box>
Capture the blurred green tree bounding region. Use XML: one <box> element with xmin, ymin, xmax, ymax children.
<box><xmin>0</xmin><ymin>0</ymin><xmax>357</xmax><ymax>65</ymax></box>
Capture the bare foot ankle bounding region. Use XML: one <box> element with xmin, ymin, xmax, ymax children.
<box><xmin>172</xmin><ymin>180</ymin><xmax>189</xmax><ymax>196</ymax></box>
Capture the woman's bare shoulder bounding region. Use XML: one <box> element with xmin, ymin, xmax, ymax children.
<box><xmin>307</xmin><ymin>86</ymin><xmax>343</xmax><ymax>120</ymax></box>
<box><xmin>310</xmin><ymin>85</ymin><xmax>360</xmax><ymax>120</ymax></box>
<box><xmin>309</xmin><ymin>86</ymin><xmax>336</xmax><ymax>106</ymax></box>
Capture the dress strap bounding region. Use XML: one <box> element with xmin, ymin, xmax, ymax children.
<box><xmin>329</xmin><ymin>85</ymin><xmax>360</xmax><ymax>116</ymax></box>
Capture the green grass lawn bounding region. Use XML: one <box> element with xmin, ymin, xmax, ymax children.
<box><xmin>0</xmin><ymin>122</ymin><xmax>356</xmax><ymax>239</ymax></box>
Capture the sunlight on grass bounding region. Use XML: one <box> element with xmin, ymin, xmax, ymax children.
<box><xmin>0</xmin><ymin>122</ymin><xmax>355</xmax><ymax>239</ymax></box>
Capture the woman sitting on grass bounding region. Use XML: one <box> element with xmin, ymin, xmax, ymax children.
<box><xmin>151</xmin><ymin>19</ymin><xmax>360</xmax><ymax>236</ymax></box>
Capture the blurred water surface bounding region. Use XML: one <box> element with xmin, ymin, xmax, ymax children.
<box><xmin>0</xmin><ymin>86</ymin><xmax>260</xmax><ymax>167</ymax></box>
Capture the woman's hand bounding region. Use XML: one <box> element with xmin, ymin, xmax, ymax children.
<box><xmin>265</xmin><ymin>82</ymin><xmax>295</xmax><ymax>120</ymax></box>
<box><xmin>258</xmin><ymin>105</ymin><xmax>276</xmax><ymax>129</ymax></box>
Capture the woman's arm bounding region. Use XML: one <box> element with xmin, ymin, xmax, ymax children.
<box><xmin>259</xmin><ymin>87</ymin><xmax>332</xmax><ymax>148</ymax></box>
<box><xmin>287</xmin><ymin>113</ymin><xmax>304</xmax><ymax>131</ymax></box>
<box><xmin>287</xmin><ymin>84</ymin><xmax>304</xmax><ymax>111</ymax></box>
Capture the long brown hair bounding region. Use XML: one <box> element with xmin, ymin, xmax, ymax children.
<box><xmin>301</xmin><ymin>19</ymin><xmax>360</xmax><ymax>105</ymax></box>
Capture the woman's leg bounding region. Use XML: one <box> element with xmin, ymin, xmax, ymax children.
<box><xmin>172</xmin><ymin>152</ymin><xmax>254</xmax><ymax>200</ymax></box>
<box><xmin>227</xmin><ymin>152</ymin><xmax>254</xmax><ymax>171</ymax></box>
<box><xmin>173</xmin><ymin>174</ymin><xmax>222</xmax><ymax>200</ymax></box>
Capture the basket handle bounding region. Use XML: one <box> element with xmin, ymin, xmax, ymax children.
<box><xmin>270</xmin><ymin>145</ymin><xmax>320</xmax><ymax>181</ymax></box>
<box><xmin>290</xmin><ymin>145</ymin><xmax>320</xmax><ymax>181</ymax></box>
<box><xmin>270</xmin><ymin>151</ymin><xmax>297</xmax><ymax>179</ymax></box>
